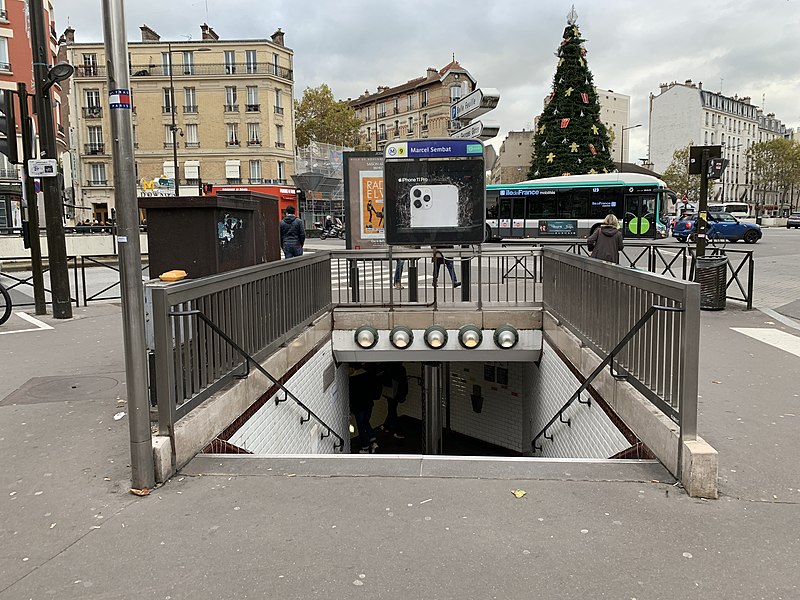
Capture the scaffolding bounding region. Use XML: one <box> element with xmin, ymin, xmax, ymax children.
<box><xmin>293</xmin><ymin>142</ymin><xmax>352</xmax><ymax>224</ymax></box>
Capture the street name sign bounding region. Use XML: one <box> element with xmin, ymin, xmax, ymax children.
<box><xmin>451</xmin><ymin>88</ymin><xmax>500</xmax><ymax>121</ymax></box>
<box><xmin>451</xmin><ymin>119</ymin><xmax>501</xmax><ymax>141</ymax></box>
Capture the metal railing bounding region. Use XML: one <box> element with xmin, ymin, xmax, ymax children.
<box><xmin>73</xmin><ymin>63</ymin><xmax>295</xmax><ymax>80</ymax></box>
<box><xmin>169</xmin><ymin>308</ymin><xmax>344</xmax><ymax>451</ymax></box>
<box><xmin>150</xmin><ymin>254</ymin><xmax>332</xmax><ymax>435</ymax></box>
<box><xmin>532</xmin><ymin>303</ymin><xmax>685</xmax><ymax>453</ymax></box>
<box><xmin>541</xmin><ymin>248</ymin><xmax>700</xmax><ymax>441</ymax></box>
<box><xmin>82</xmin><ymin>106</ymin><xmax>103</xmax><ymax>118</ymax></box>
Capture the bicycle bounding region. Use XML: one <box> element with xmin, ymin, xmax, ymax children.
<box><xmin>0</xmin><ymin>281</ymin><xmax>11</xmax><ymax>325</ymax></box>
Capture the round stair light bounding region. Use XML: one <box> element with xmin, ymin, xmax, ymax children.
<box><xmin>354</xmin><ymin>326</ymin><xmax>378</xmax><ymax>349</ymax></box>
<box><xmin>390</xmin><ymin>326</ymin><xmax>414</xmax><ymax>349</ymax></box>
<box><xmin>458</xmin><ymin>325</ymin><xmax>483</xmax><ymax>349</ymax></box>
<box><xmin>424</xmin><ymin>325</ymin><xmax>448</xmax><ymax>349</ymax></box>
<box><xmin>494</xmin><ymin>325</ymin><xmax>519</xmax><ymax>349</ymax></box>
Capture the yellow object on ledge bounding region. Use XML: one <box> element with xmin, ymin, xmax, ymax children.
<box><xmin>159</xmin><ymin>270</ymin><xmax>188</xmax><ymax>282</ymax></box>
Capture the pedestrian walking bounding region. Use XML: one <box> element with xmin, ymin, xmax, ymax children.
<box><xmin>587</xmin><ymin>214</ymin><xmax>624</xmax><ymax>264</ymax></box>
<box><xmin>379</xmin><ymin>363</ymin><xmax>408</xmax><ymax>439</ymax></box>
<box><xmin>432</xmin><ymin>246</ymin><xmax>461</xmax><ymax>288</ymax></box>
<box><xmin>279</xmin><ymin>206</ymin><xmax>305</xmax><ymax>259</ymax></box>
<box><xmin>349</xmin><ymin>364</ymin><xmax>383</xmax><ymax>453</ymax></box>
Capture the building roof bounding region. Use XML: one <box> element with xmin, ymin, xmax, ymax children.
<box><xmin>350</xmin><ymin>60</ymin><xmax>475</xmax><ymax>107</ymax></box>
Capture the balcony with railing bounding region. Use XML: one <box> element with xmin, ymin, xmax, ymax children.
<box><xmin>86</xmin><ymin>179</ymin><xmax>108</xmax><ymax>187</ymax></box>
<box><xmin>183</xmin><ymin>105</ymin><xmax>198</xmax><ymax>113</ymax></box>
<box><xmin>162</xmin><ymin>105</ymin><xmax>173</xmax><ymax>114</ymax></box>
<box><xmin>83</xmin><ymin>106</ymin><xmax>103</xmax><ymax>118</ymax></box>
<box><xmin>84</xmin><ymin>143</ymin><xmax>105</xmax><ymax>155</ymax></box>
<box><xmin>185</xmin><ymin>141</ymin><xmax>200</xmax><ymax>149</ymax></box>
<box><xmin>75</xmin><ymin>65</ymin><xmax>102</xmax><ymax>77</ymax></box>
<box><xmin>245</xmin><ymin>104</ymin><xmax>260</xmax><ymax>112</ymax></box>
<box><xmin>275</xmin><ymin>141</ymin><xmax>286</xmax><ymax>149</ymax></box>
<box><xmin>224</xmin><ymin>104</ymin><xmax>239</xmax><ymax>113</ymax></box>
<box><xmin>226</xmin><ymin>139</ymin><xmax>240</xmax><ymax>148</ymax></box>
<box><xmin>274</xmin><ymin>106</ymin><xmax>284</xmax><ymax>115</ymax></box>
<box><xmin>122</xmin><ymin>63</ymin><xmax>294</xmax><ymax>80</ymax></box>
<box><xmin>248</xmin><ymin>139</ymin><xmax>262</xmax><ymax>147</ymax></box>
<box><xmin>377</xmin><ymin>132</ymin><xmax>387</xmax><ymax>141</ymax></box>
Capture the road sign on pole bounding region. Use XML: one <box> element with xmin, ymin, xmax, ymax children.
<box><xmin>451</xmin><ymin>88</ymin><xmax>500</xmax><ymax>122</ymax></box>
<box><xmin>451</xmin><ymin>120</ymin><xmax>501</xmax><ymax>141</ymax></box>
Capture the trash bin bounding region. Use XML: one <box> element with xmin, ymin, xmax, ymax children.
<box><xmin>695</xmin><ymin>255</ymin><xmax>727</xmax><ymax>310</ymax></box>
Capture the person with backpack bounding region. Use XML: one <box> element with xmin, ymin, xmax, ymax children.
<box><xmin>279</xmin><ymin>206</ymin><xmax>305</xmax><ymax>258</ymax></box>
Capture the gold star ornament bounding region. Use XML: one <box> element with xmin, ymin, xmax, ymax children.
<box><xmin>591</xmin><ymin>124</ymin><xmax>599</xmax><ymax>135</ymax></box>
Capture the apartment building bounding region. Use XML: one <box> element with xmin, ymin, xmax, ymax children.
<box><xmin>488</xmin><ymin>130</ymin><xmax>534</xmax><ymax>185</ymax></box>
<box><xmin>61</xmin><ymin>23</ymin><xmax>295</xmax><ymax>222</ymax></box>
<box><xmin>0</xmin><ymin>0</ymin><xmax>64</xmax><ymax>228</ymax></box>
<box><xmin>649</xmin><ymin>80</ymin><xmax>793</xmax><ymax>206</ymax></box>
<box><xmin>349</xmin><ymin>60</ymin><xmax>476</xmax><ymax>150</ymax></box>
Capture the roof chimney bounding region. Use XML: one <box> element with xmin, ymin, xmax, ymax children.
<box><xmin>62</xmin><ymin>26</ymin><xmax>75</xmax><ymax>44</ymax></box>
<box><xmin>200</xmin><ymin>23</ymin><xmax>219</xmax><ymax>41</ymax></box>
<box><xmin>139</xmin><ymin>24</ymin><xmax>161</xmax><ymax>42</ymax></box>
<box><xmin>684</xmin><ymin>79</ymin><xmax>693</xmax><ymax>87</ymax></box>
<box><xmin>271</xmin><ymin>28</ymin><xmax>285</xmax><ymax>46</ymax></box>
<box><xmin>426</xmin><ymin>67</ymin><xmax>439</xmax><ymax>78</ymax></box>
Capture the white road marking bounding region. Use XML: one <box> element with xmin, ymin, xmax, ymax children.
<box><xmin>0</xmin><ymin>312</ymin><xmax>55</xmax><ymax>335</ymax></box>
<box><xmin>759</xmin><ymin>308</ymin><xmax>800</xmax><ymax>332</ymax></box>
<box><xmin>730</xmin><ymin>327</ymin><xmax>800</xmax><ymax>358</ymax></box>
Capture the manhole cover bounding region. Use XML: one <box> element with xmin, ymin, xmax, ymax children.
<box><xmin>1</xmin><ymin>375</ymin><xmax>122</xmax><ymax>406</ymax></box>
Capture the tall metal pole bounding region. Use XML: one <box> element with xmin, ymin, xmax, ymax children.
<box><xmin>102</xmin><ymin>0</ymin><xmax>155</xmax><ymax>491</ymax></box>
<box><xmin>18</xmin><ymin>83</ymin><xmax>46</xmax><ymax>315</ymax></box>
<box><xmin>168</xmin><ymin>42</ymin><xmax>179</xmax><ymax>196</ymax></box>
<box><xmin>696</xmin><ymin>148</ymin><xmax>710</xmax><ymax>258</ymax></box>
<box><xmin>29</xmin><ymin>0</ymin><xmax>72</xmax><ymax>318</ymax></box>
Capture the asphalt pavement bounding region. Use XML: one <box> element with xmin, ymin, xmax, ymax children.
<box><xmin>1</xmin><ymin>234</ymin><xmax>799</xmax><ymax>598</ymax></box>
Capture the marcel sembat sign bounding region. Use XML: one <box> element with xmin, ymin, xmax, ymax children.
<box><xmin>383</xmin><ymin>138</ymin><xmax>486</xmax><ymax>245</ymax></box>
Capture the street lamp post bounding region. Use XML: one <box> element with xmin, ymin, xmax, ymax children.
<box><xmin>168</xmin><ymin>42</ymin><xmax>179</xmax><ymax>196</ymax></box>
<box><xmin>620</xmin><ymin>123</ymin><xmax>641</xmax><ymax>171</ymax></box>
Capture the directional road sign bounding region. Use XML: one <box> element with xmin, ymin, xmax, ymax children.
<box><xmin>451</xmin><ymin>88</ymin><xmax>500</xmax><ymax>122</ymax></box>
<box><xmin>451</xmin><ymin>120</ymin><xmax>501</xmax><ymax>141</ymax></box>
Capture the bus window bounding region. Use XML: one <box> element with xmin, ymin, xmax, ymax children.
<box><xmin>559</xmin><ymin>190</ymin><xmax>589</xmax><ymax>218</ymax></box>
<box><xmin>526</xmin><ymin>193</ymin><xmax>556</xmax><ymax>219</ymax></box>
<box><xmin>588</xmin><ymin>189</ymin><xmax>620</xmax><ymax>219</ymax></box>
<box><xmin>486</xmin><ymin>193</ymin><xmax>498</xmax><ymax>219</ymax></box>
<box><xmin>513</xmin><ymin>199</ymin><xmax>525</xmax><ymax>219</ymax></box>
<box><xmin>499</xmin><ymin>198</ymin><xmax>512</xmax><ymax>219</ymax></box>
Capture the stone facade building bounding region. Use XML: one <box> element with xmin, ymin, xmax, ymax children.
<box><xmin>349</xmin><ymin>60</ymin><xmax>476</xmax><ymax>151</ymax></box>
<box><xmin>61</xmin><ymin>23</ymin><xmax>295</xmax><ymax>222</ymax></box>
<box><xmin>649</xmin><ymin>80</ymin><xmax>793</xmax><ymax>208</ymax></box>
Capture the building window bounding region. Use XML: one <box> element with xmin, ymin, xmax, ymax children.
<box><xmin>185</xmin><ymin>123</ymin><xmax>199</xmax><ymax>148</ymax></box>
<box><xmin>393</xmin><ymin>98</ymin><xmax>399</xmax><ymax>114</ymax></box>
<box><xmin>275</xmin><ymin>124</ymin><xmax>284</xmax><ymax>148</ymax></box>
<box><xmin>224</xmin><ymin>50</ymin><xmax>236</xmax><ymax>74</ymax></box>
<box><xmin>165</xmin><ymin>125</ymin><xmax>174</xmax><ymax>148</ymax></box>
<box><xmin>0</xmin><ymin>38</ymin><xmax>9</xmax><ymax>70</ymax></box>
<box><xmin>274</xmin><ymin>89</ymin><xmax>283</xmax><ymax>114</ymax></box>
<box><xmin>420</xmin><ymin>90</ymin><xmax>428</xmax><ymax>107</ymax></box>
<box><xmin>394</xmin><ymin>120</ymin><xmax>400</xmax><ymax>137</ymax></box>
<box><xmin>407</xmin><ymin>94</ymin><xmax>414</xmax><ymax>111</ymax></box>
<box><xmin>378</xmin><ymin>102</ymin><xmax>386</xmax><ymax>118</ymax></box>
<box><xmin>86</xmin><ymin>126</ymin><xmax>103</xmax><ymax>154</ymax></box>
<box><xmin>0</xmin><ymin>0</ymin><xmax>7</xmax><ymax>22</ymax></box>
<box><xmin>184</xmin><ymin>87</ymin><xmax>197</xmax><ymax>112</ymax></box>
<box><xmin>246</xmin><ymin>50</ymin><xmax>258</xmax><ymax>73</ymax></box>
<box><xmin>247</xmin><ymin>122</ymin><xmax>260</xmax><ymax>145</ymax></box>
<box><xmin>272</xmin><ymin>53</ymin><xmax>279</xmax><ymax>73</ymax></box>
<box><xmin>450</xmin><ymin>84</ymin><xmax>463</xmax><ymax>102</ymax></box>
<box><xmin>378</xmin><ymin>123</ymin><xmax>386</xmax><ymax>140</ymax></box>
<box><xmin>82</xmin><ymin>53</ymin><xmax>98</xmax><ymax>76</ymax></box>
<box><xmin>277</xmin><ymin>160</ymin><xmax>285</xmax><ymax>181</ymax></box>
<box><xmin>249</xmin><ymin>160</ymin><xmax>261</xmax><ymax>183</ymax></box>
<box><xmin>407</xmin><ymin>116</ymin><xmax>414</xmax><ymax>134</ymax></box>
<box><xmin>89</xmin><ymin>163</ymin><xmax>106</xmax><ymax>185</ymax></box>
<box><xmin>162</xmin><ymin>88</ymin><xmax>174</xmax><ymax>113</ymax></box>
<box><xmin>422</xmin><ymin>113</ymin><xmax>428</xmax><ymax>129</ymax></box>
<box><xmin>246</xmin><ymin>86</ymin><xmax>259</xmax><ymax>112</ymax></box>
<box><xmin>224</xmin><ymin>86</ymin><xmax>238</xmax><ymax>112</ymax></box>
<box><xmin>226</xmin><ymin>123</ymin><xmax>239</xmax><ymax>147</ymax></box>
<box><xmin>182</xmin><ymin>51</ymin><xmax>194</xmax><ymax>75</ymax></box>
<box><xmin>161</xmin><ymin>52</ymin><xmax>172</xmax><ymax>76</ymax></box>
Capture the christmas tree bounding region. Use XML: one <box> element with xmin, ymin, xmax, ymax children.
<box><xmin>529</xmin><ymin>7</ymin><xmax>615</xmax><ymax>178</ymax></box>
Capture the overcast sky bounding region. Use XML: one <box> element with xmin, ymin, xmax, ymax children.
<box><xmin>56</xmin><ymin>0</ymin><xmax>799</xmax><ymax>161</ymax></box>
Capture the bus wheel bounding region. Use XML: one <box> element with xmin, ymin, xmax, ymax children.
<box><xmin>484</xmin><ymin>225</ymin><xmax>492</xmax><ymax>243</ymax></box>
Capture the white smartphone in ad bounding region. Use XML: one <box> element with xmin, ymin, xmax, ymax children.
<box><xmin>409</xmin><ymin>184</ymin><xmax>459</xmax><ymax>228</ymax></box>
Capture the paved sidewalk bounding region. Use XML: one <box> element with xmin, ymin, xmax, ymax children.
<box><xmin>1</xmin><ymin>302</ymin><xmax>799</xmax><ymax>599</ymax></box>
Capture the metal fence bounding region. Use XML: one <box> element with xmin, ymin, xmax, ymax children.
<box><xmin>150</xmin><ymin>253</ymin><xmax>332</xmax><ymax>436</ymax></box>
<box><xmin>541</xmin><ymin>248</ymin><xmax>700</xmax><ymax>440</ymax></box>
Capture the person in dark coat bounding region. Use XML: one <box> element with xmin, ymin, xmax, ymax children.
<box><xmin>587</xmin><ymin>214</ymin><xmax>624</xmax><ymax>264</ymax></box>
<box><xmin>349</xmin><ymin>364</ymin><xmax>384</xmax><ymax>453</ymax></box>
<box><xmin>279</xmin><ymin>206</ymin><xmax>305</xmax><ymax>258</ymax></box>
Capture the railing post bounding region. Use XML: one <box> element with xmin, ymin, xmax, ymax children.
<box><xmin>746</xmin><ymin>251</ymin><xmax>754</xmax><ymax>310</ymax></box>
<box><xmin>460</xmin><ymin>246</ymin><xmax>470</xmax><ymax>302</ymax></box>
<box><xmin>678</xmin><ymin>283</ymin><xmax>700</xmax><ymax>446</ymax></box>
<box><xmin>152</xmin><ymin>287</ymin><xmax>177</xmax><ymax>437</ymax></box>
<box><xmin>408</xmin><ymin>259</ymin><xmax>419</xmax><ymax>303</ymax></box>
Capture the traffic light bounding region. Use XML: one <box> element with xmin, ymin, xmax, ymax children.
<box><xmin>0</xmin><ymin>89</ymin><xmax>19</xmax><ymax>164</ymax></box>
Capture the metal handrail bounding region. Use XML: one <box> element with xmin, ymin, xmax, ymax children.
<box><xmin>532</xmin><ymin>304</ymin><xmax>685</xmax><ymax>454</ymax></box>
<box><xmin>169</xmin><ymin>308</ymin><xmax>345</xmax><ymax>452</ymax></box>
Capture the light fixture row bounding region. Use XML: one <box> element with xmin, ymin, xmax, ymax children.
<box><xmin>354</xmin><ymin>325</ymin><xmax>519</xmax><ymax>350</ymax></box>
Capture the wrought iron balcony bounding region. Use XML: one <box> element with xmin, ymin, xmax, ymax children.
<box><xmin>274</xmin><ymin>106</ymin><xmax>284</xmax><ymax>115</ymax></box>
<box><xmin>224</xmin><ymin>104</ymin><xmax>239</xmax><ymax>113</ymax></box>
<box><xmin>245</xmin><ymin>104</ymin><xmax>260</xmax><ymax>112</ymax></box>
<box><xmin>275</xmin><ymin>142</ymin><xmax>286</xmax><ymax>149</ymax></box>
<box><xmin>248</xmin><ymin>139</ymin><xmax>262</xmax><ymax>147</ymax></box>
<box><xmin>84</xmin><ymin>143</ymin><xmax>105</xmax><ymax>155</ymax></box>
<box><xmin>226</xmin><ymin>140</ymin><xmax>240</xmax><ymax>148</ymax></box>
<box><xmin>125</xmin><ymin>63</ymin><xmax>294</xmax><ymax>81</ymax></box>
<box><xmin>83</xmin><ymin>106</ymin><xmax>103</xmax><ymax>118</ymax></box>
<box><xmin>86</xmin><ymin>179</ymin><xmax>108</xmax><ymax>187</ymax></box>
<box><xmin>183</xmin><ymin>105</ymin><xmax>198</xmax><ymax>113</ymax></box>
<box><xmin>185</xmin><ymin>141</ymin><xmax>200</xmax><ymax>149</ymax></box>
<box><xmin>75</xmin><ymin>65</ymin><xmax>102</xmax><ymax>77</ymax></box>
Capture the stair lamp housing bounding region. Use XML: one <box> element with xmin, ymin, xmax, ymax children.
<box><xmin>493</xmin><ymin>325</ymin><xmax>519</xmax><ymax>349</ymax></box>
<box><xmin>354</xmin><ymin>325</ymin><xmax>379</xmax><ymax>349</ymax></box>
<box><xmin>424</xmin><ymin>325</ymin><xmax>448</xmax><ymax>349</ymax></box>
<box><xmin>390</xmin><ymin>326</ymin><xmax>414</xmax><ymax>349</ymax></box>
<box><xmin>458</xmin><ymin>325</ymin><xmax>483</xmax><ymax>349</ymax></box>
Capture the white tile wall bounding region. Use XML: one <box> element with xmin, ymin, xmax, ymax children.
<box><xmin>229</xmin><ymin>344</ymin><xmax>351</xmax><ymax>454</ymax></box>
<box><xmin>530</xmin><ymin>339</ymin><xmax>630</xmax><ymax>458</ymax></box>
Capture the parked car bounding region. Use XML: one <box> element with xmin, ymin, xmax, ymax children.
<box><xmin>672</xmin><ymin>212</ymin><xmax>762</xmax><ymax>244</ymax></box>
<box><xmin>787</xmin><ymin>212</ymin><xmax>800</xmax><ymax>229</ymax></box>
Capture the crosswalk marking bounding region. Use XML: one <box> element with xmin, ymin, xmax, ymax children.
<box><xmin>730</xmin><ymin>327</ymin><xmax>800</xmax><ymax>358</ymax></box>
